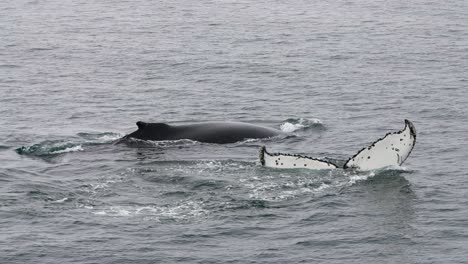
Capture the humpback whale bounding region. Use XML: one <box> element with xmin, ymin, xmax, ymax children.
<box><xmin>260</xmin><ymin>120</ymin><xmax>416</xmax><ymax>171</ymax></box>
<box><xmin>121</xmin><ymin>121</ymin><xmax>283</xmax><ymax>144</ymax></box>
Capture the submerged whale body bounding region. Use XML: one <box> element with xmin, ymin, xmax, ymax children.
<box><xmin>122</xmin><ymin>121</ymin><xmax>283</xmax><ymax>144</ymax></box>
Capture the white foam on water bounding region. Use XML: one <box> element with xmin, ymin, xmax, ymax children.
<box><xmin>96</xmin><ymin>134</ymin><xmax>123</xmax><ymax>142</ymax></box>
<box><xmin>310</xmin><ymin>118</ymin><xmax>322</xmax><ymax>124</ymax></box>
<box><xmin>189</xmin><ymin>160</ymin><xmax>250</xmax><ymax>174</ymax></box>
<box><xmin>238</xmin><ymin>138</ymin><xmax>261</xmax><ymax>143</ymax></box>
<box><xmin>79</xmin><ymin>176</ymin><xmax>126</xmax><ymax>196</ymax></box>
<box><xmin>51</xmin><ymin>145</ymin><xmax>83</xmax><ymax>154</ymax></box>
<box><xmin>246</xmin><ymin>178</ymin><xmax>332</xmax><ymax>201</ymax></box>
<box><xmin>387</xmin><ymin>165</ymin><xmax>408</xmax><ymax>171</ymax></box>
<box><xmin>280</xmin><ymin>118</ymin><xmax>322</xmax><ymax>133</ymax></box>
<box><xmin>346</xmin><ymin>165</ymin><xmax>410</xmax><ymax>185</ymax></box>
<box><xmin>280</xmin><ymin>122</ymin><xmax>305</xmax><ymax>133</ymax></box>
<box><xmin>348</xmin><ymin>171</ymin><xmax>376</xmax><ymax>184</ymax></box>
<box><xmin>52</xmin><ymin>197</ymin><xmax>68</xmax><ymax>203</ymax></box>
<box><xmin>90</xmin><ymin>182</ymin><xmax>109</xmax><ymax>190</ymax></box>
<box><xmin>149</xmin><ymin>138</ymin><xmax>200</xmax><ymax>146</ymax></box>
<box><xmin>202</xmin><ymin>160</ymin><xmax>223</xmax><ymax>169</ymax></box>
<box><xmin>76</xmin><ymin>203</ymin><xmax>94</xmax><ymax>210</ymax></box>
<box><xmin>314</xmin><ymin>182</ymin><xmax>331</xmax><ymax>192</ymax></box>
<box><xmin>93</xmin><ymin>211</ymin><xmax>108</xmax><ymax>216</ymax></box>
<box><xmin>90</xmin><ymin>201</ymin><xmax>208</xmax><ymax>220</ymax></box>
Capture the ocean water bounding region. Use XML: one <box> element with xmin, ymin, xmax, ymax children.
<box><xmin>1</xmin><ymin>0</ymin><xmax>467</xmax><ymax>263</ymax></box>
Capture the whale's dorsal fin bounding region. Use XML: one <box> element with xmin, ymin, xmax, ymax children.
<box><xmin>343</xmin><ymin>119</ymin><xmax>416</xmax><ymax>170</ymax></box>
<box><xmin>136</xmin><ymin>121</ymin><xmax>147</xmax><ymax>129</ymax></box>
<box><xmin>259</xmin><ymin>146</ymin><xmax>338</xmax><ymax>170</ymax></box>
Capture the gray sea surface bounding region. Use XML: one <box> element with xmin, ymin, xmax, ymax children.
<box><xmin>1</xmin><ymin>0</ymin><xmax>467</xmax><ymax>263</ymax></box>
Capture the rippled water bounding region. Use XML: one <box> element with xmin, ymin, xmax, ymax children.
<box><xmin>1</xmin><ymin>0</ymin><xmax>467</xmax><ymax>263</ymax></box>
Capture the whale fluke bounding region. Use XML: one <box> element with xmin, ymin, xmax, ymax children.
<box><xmin>260</xmin><ymin>120</ymin><xmax>416</xmax><ymax>171</ymax></box>
<box><xmin>343</xmin><ymin>119</ymin><xmax>416</xmax><ymax>170</ymax></box>
<box><xmin>259</xmin><ymin>146</ymin><xmax>338</xmax><ymax>170</ymax></box>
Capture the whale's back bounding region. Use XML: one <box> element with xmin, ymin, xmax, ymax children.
<box><xmin>122</xmin><ymin>121</ymin><xmax>282</xmax><ymax>144</ymax></box>
<box><xmin>174</xmin><ymin>122</ymin><xmax>281</xmax><ymax>143</ymax></box>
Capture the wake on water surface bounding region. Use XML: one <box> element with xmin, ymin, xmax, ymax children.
<box><xmin>15</xmin><ymin>132</ymin><xmax>123</xmax><ymax>157</ymax></box>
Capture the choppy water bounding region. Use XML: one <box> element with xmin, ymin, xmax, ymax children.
<box><xmin>1</xmin><ymin>0</ymin><xmax>467</xmax><ymax>263</ymax></box>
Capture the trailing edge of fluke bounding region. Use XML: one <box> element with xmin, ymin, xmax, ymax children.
<box><xmin>260</xmin><ymin>120</ymin><xmax>416</xmax><ymax>171</ymax></box>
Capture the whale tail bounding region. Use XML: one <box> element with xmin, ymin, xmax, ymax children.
<box><xmin>343</xmin><ymin>119</ymin><xmax>416</xmax><ymax>170</ymax></box>
<box><xmin>260</xmin><ymin>120</ymin><xmax>416</xmax><ymax>171</ymax></box>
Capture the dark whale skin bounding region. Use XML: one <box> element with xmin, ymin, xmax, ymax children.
<box><xmin>122</xmin><ymin>121</ymin><xmax>283</xmax><ymax>144</ymax></box>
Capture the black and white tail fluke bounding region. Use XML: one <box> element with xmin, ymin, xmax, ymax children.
<box><xmin>260</xmin><ymin>120</ymin><xmax>416</xmax><ymax>171</ymax></box>
<box><xmin>259</xmin><ymin>146</ymin><xmax>338</xmax><ymax>170</ymax></box>
<box><xmin>343</xmin><ymin>119</ymin><xmax>416</xmax><ymax>170</ymax></box>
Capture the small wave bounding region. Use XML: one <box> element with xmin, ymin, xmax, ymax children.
<box><xmin>52</xmin><ymin>197</ymin><xmax>69</xmax><ymax>203</ymax></box>
<box><xmin>79</xmin><ymin>176</ymin><xmax>126</xmax><ymax>195</ymax></box>
<box><xmin>244</xmin><ymin>175</ymin><xmax>334</xmax><ymax>202</ymax></box>
<box><xmin>0</xmin><ymin>145</ymin><xmax>9</xmax><ymax>150</ymax></box>
<box><xmin>90</xmin><ymin>201</ymin><xmax>207</xmax><ymax>221</ymax></box>
<box><xmin>28</xmin><ymin>47</ymin><xmax>56</xmax><ymax>52</ymax></box>
<box><xmin>0</xmin><ymin>64</ymin><xmax>21</xmax><ymax>68</ymax></box>
<box><xmin>122</xmin><ymin>137</ymin><xmax>200</xmax><ymax>147</ymax></box>
<box><xmin>347</xmin><ymin>166</ymin><xmax>412</xmax><ymax>185</ymax></box>
<box><xmin>238</xmin><ymin>138</ymin><xmax>262</xmax><ymax>143</ymax></box>
<box><xmin>280</xmin><ymin>118</ymin><xmax>324</xmax><ymax>132</ymax></box>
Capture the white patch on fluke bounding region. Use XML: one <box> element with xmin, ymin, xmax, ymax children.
<box><xmin>259</xmin><ymin>147</ymin><xmax>338</xmax><ymax>170</ymax></box>
<box><xmin>260</xmin><ymin>120</ymin><xmax>416</xmax><ymax>171</ymax></box>
<box><xmin>343</xmin><ymin>119</ymin><xmax>416</xmax><ymax>171</ymax></box>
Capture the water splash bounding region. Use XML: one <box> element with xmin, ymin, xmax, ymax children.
<box><xmin>280</xmin><ymin>118</ymin><xmax>324</xmax><ymax>132</ymax></box>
